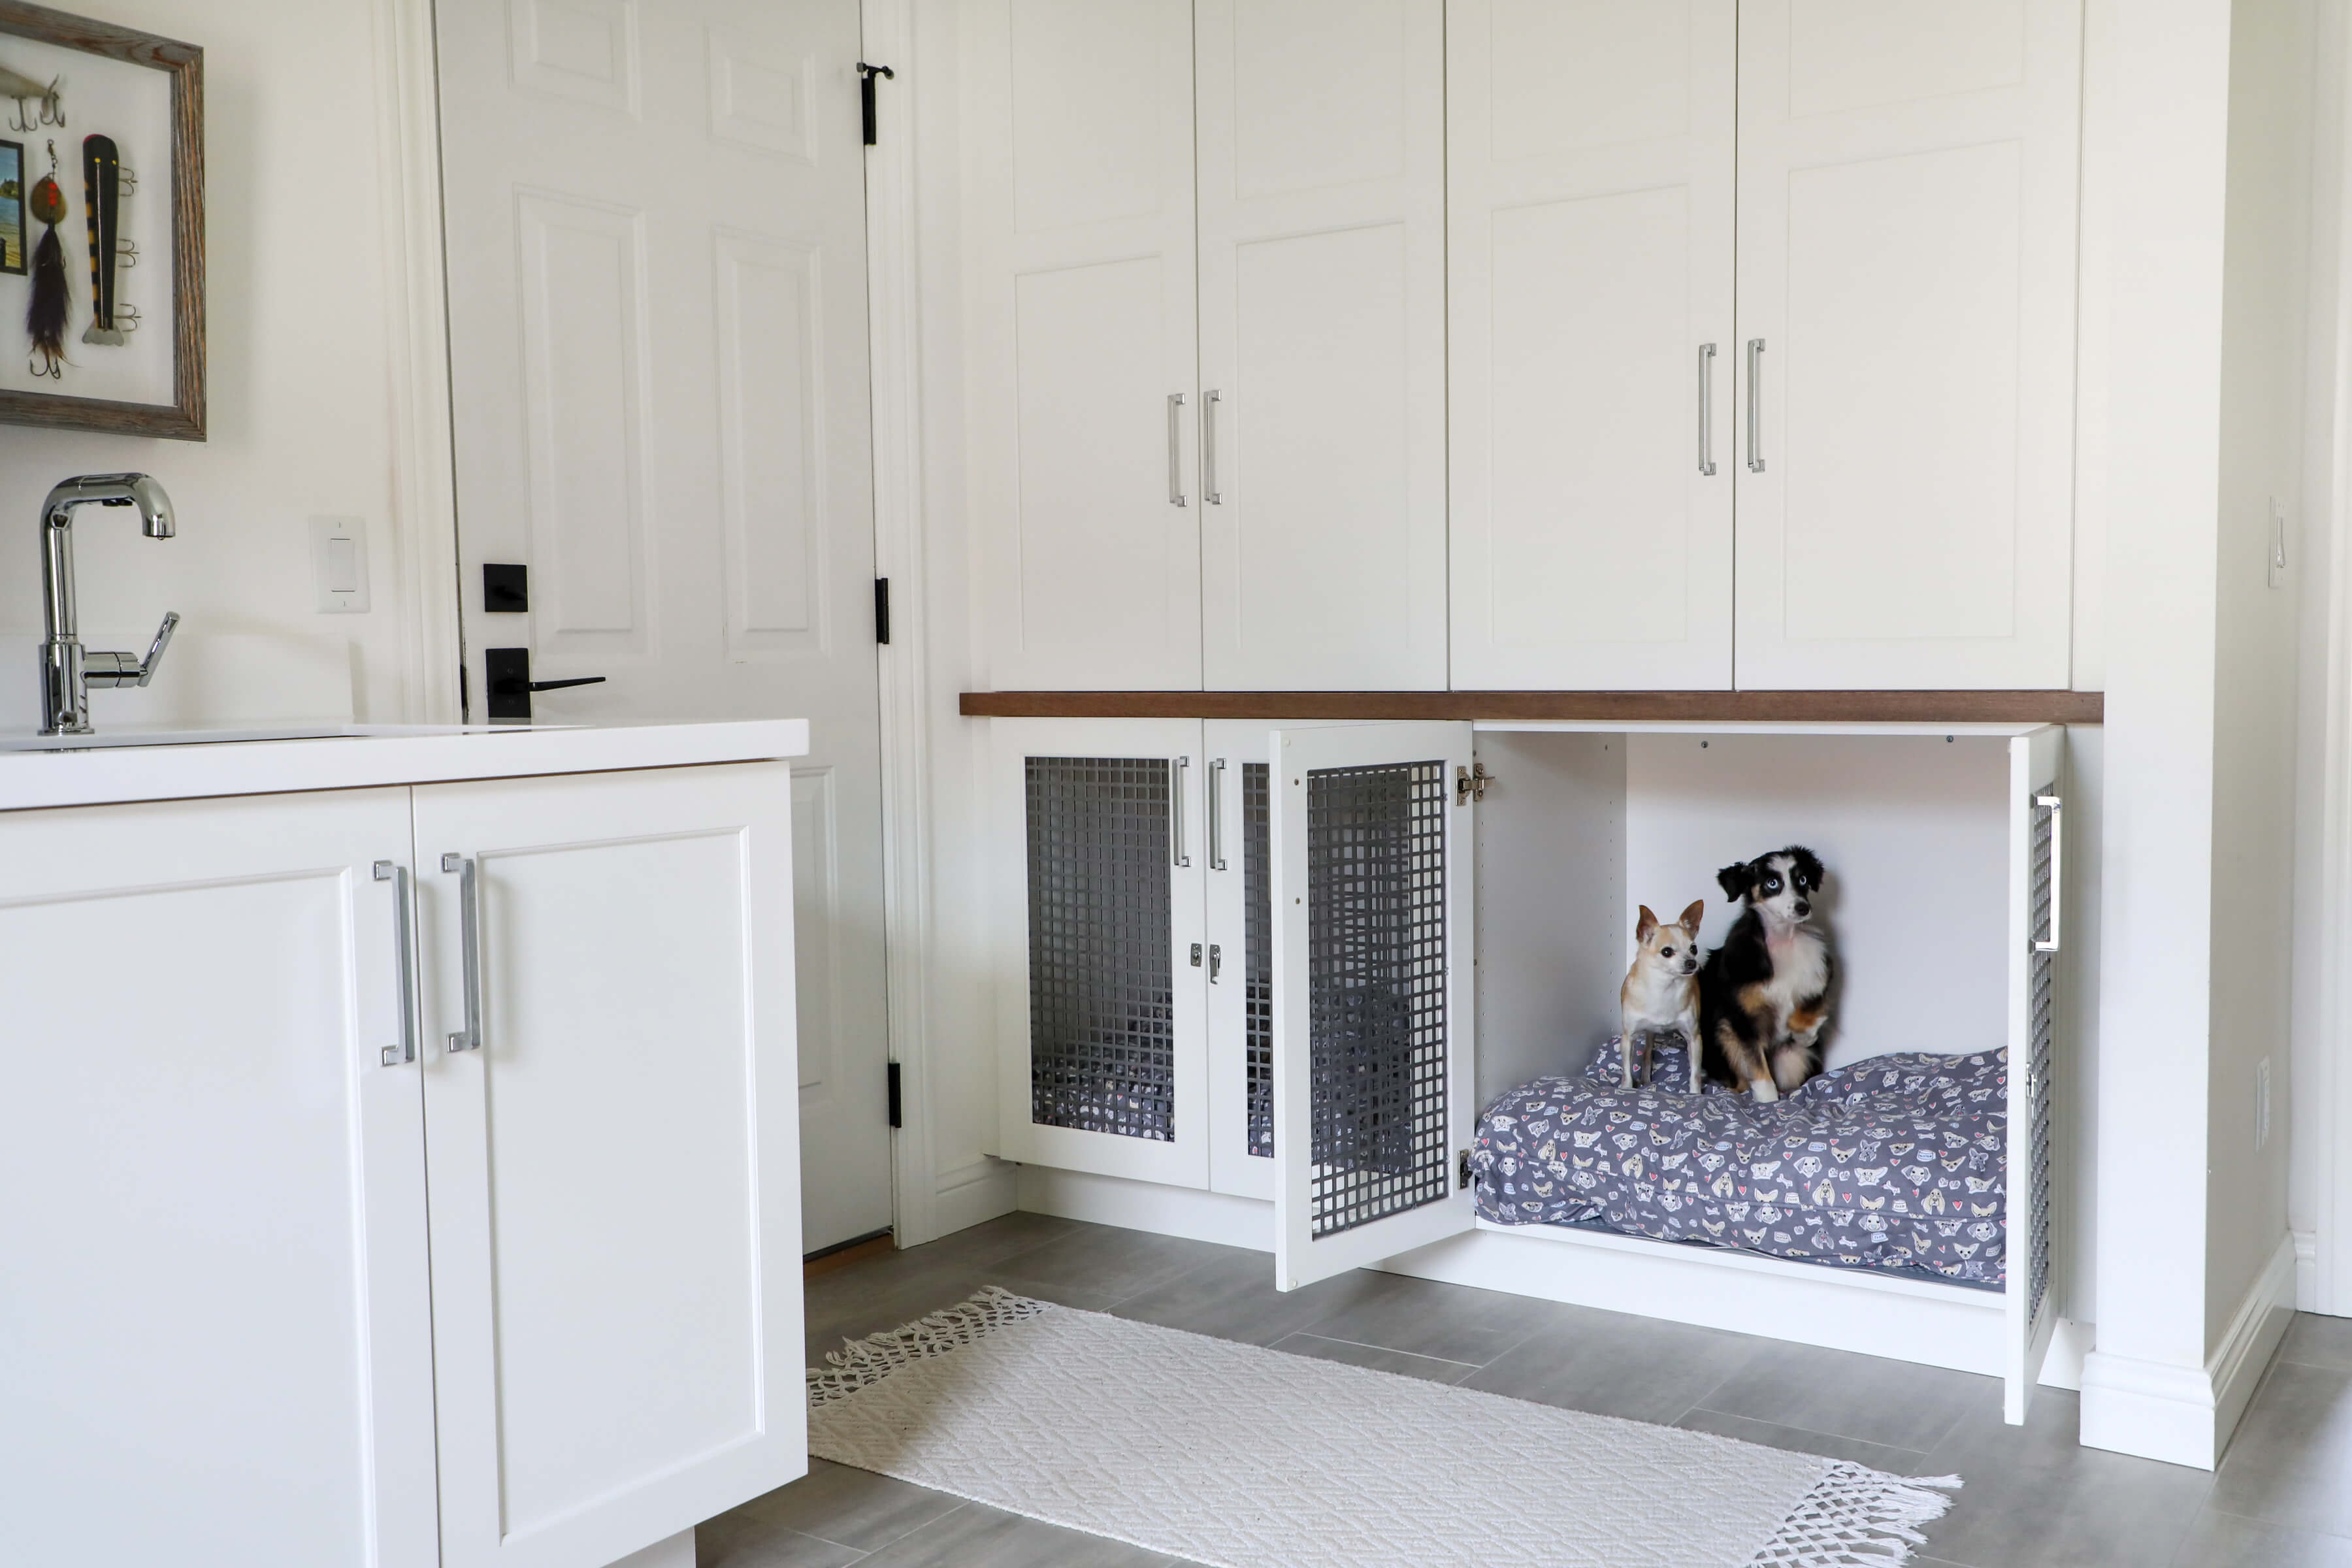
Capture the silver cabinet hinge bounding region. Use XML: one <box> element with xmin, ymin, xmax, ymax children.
<box><xmin>1455</xmin><ymin>762</ymin><xmax>1494</xmax><ymax>806</ymax></box>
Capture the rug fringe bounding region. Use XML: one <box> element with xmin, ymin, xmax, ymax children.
<box><xmin>808</xmin><ymin>1285</ymin><xmax>1056</xmax><ymax>1409</ymax></box>
<box><xmin>1746</xmin><ymin>1463</ymin><xmax>1962</xmax><ymax>1567</ymax></box>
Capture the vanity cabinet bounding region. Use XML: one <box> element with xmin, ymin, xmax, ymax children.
<box><xmin>0</xmin><ymin>755</ymin><xmax>803</xmax><ymax>1568</ymax></box>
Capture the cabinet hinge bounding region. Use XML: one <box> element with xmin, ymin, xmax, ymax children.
<box><xmin>875</xmin><ymin>576</ymin><xmax>890</xmax><ymax>645</ymax></box>
<box><xmin>1459</xmin><ymin>1149</ymin><xmax>1473</xmax><ymax>1190</ymax></box>
<box><xmin>1454</xmin><ymin>762</ymin><xmax>1494</xmax><ymax>806</ymax></box>
<box><xmin>887</xmin><ymin>1060</ymin><xmax>902</xmax><ymax>1129</ymax></box>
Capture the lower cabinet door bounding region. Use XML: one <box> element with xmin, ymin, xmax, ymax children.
<box><xmin>415</xmin><ymin>763</ymin><xmax>805</xmax><ymax>1568</ymax></box>
<box><xmin>0</xmin><ymin>789</ymin><xmax>438</xmax><ymax>1568</ymax></box>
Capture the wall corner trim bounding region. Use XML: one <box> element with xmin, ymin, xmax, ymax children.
<box><xmin>2080</xmin><ymin>1233</ymin><xmax>2295</xmax><ymax>1469</ymax></box>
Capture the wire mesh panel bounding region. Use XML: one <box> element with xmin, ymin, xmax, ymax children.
<box><xmin>1026</xmin><ymin>757</ymin><xmax>1175</xmax><ymax>1142</ymax></box>
<box><xmin>1245</xmin><ymin>761</ymin><xmax>1273</xmax><ymax>1159</ymax></box>
<box><xmin>2027</xmin><ymin>780</ymin><xmax>2058</xmax><ymax>1326</ymax></box>
<box><xmin>1306</xmin><ymin>760</ymin><xmax>1449</xmax><ymax>1238</ymax></box>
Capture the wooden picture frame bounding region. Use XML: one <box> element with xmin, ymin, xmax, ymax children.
<box><xmin>0</xmin><ymin>2</ymin><xmax>200</xmax><ymax>438</ymax></box>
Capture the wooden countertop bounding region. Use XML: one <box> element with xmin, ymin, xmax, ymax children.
<box><xmin>958</xmin><ymin>690</ymin><xmax>2104</xmax><ymax>725</ymax></box>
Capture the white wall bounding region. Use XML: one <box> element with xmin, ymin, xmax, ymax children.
<box><xmin>0</xmin><ymin>0</ymin><xmax>443</xmax><ymax>733</ymax></box>
<box><xmin>2207</xmin><ymin>0</ymin><xmax>2315</xmax><ymax>1348</ymax></box>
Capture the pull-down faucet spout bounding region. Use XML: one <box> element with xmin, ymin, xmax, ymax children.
<box><xmin>39</xmin><ymin>472</ymin><xmax>180</xmax><ymax>736</ymax></box>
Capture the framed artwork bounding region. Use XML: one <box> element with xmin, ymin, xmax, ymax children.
<box><xmin>0</xmin><ymin>3</ymin><xmax>201</xmax><ymax>438</ymax></box>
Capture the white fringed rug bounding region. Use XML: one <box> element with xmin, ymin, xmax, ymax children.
<box><xmin>806</xmin><ymin>1288</ymin><xmax>1957</xmax><ymax>1568</ymax></box>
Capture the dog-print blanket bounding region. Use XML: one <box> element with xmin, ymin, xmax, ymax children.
<box><xmin>1473</xmin><ymin>1037</ymin><xmax>2007</xmax><ymax>1288</ymax></box>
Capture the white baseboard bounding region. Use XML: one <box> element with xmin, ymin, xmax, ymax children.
<box><xmin>2295</xmin><ymin>1229</ymin><xmax>2321</xmax><ymax>1313</ymax></box>
<box><xmin>2042</xmin><ymin>1316</ymin><xmax>2093</xmax><ymax>1392</ymax></box>
<box><xmin>2080</xmin><ymin>1233</ymin><xmax>2295</xmax><ymax>1470</ymax></box>
<box><xmin>605</xmin><ymin>1528</ymin><xmax>693</xmax><ymax>1568</ymax></box>
<box><xmin>1016</xmin><ymin>1167</ymin><xmax>1275</xmax><ymax>1250</ymax></box>
<box><xmin>933</xmin><ymin>1158</ymin><xmax>1020</xmax><ymax>1240</ymax></box>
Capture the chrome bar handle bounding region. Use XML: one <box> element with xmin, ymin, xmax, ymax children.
<box><xmin>441</xmin><ymin>852</ymin><xmax>483</xmax><ymax>1052</ymax></box>
<box><xmin>374</xmin><ymin>861</ymin><xmax>417</xmax><ymax>1067</ymax></box>
<box><xmin>1697</xmin><ymin>344</ymin><xmax>1717</xmax><ymax>476</ymax></box>
<box><xmin>1171</xmin><ymin>756</ymin><xmax>1191</xmax><ymax>867</ymax></box>
<box><xmin>2035</xmin><ymin>794</ymin><xmax>2063</xmax><ymax>953</ymax></box>
<box><xmin>1167</xmin><ymin>393</ymin><xmax>1188</xmax><ymax>507</ymax></box>
<box><xmin>1745</xmin><ymin>338</ymin><xmax>1767</xmax><ymax>473</ymax></box>
<box><xmin>1208</xmin><ymin>757</ymin><xmax>1228</xmax><ymax>870</ymax></box>
<box><xmin>1202</xmin><ymin>389</ymin><xmax>1223</xmax><ymax>504</ymax></box>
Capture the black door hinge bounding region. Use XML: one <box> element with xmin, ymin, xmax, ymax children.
<box><xmin>857</xmin><ymin>62</ymin><xmax>894</xmax><ymax>146</ymax></box>
<box><xmin>875</xmin><ymin>577</ymin><xmax>891</xmax><ymax>645</ymax></box>
<box><xmin>887</xmin><ymin>1061</ymin><xmax>903</xmax><ymax>1129</ymax></box>
<box><xmin>1459</xmin><ymin>1149</ymin><xmax>1473</xmax><ymax>1190</ymax></box>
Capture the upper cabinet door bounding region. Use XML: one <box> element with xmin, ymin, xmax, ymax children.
<box><xmin>1195</xmin><ymin>0</ymin><xmax>1448</xmax><ymax>691</ymax></box>
<box><xmin>970</xmin><ymin>0</ymin><xmax>1203</xmax><ymax>691</ymax></box>
<box><xmin>1734</xmin><ymin>1</ymin><xmax>2083</xmax><ymax>690</ymax></box>
<box><xmin>1448</xmin><ymin>1</ymin><xmax>1737</xmax><ymax>691</ymax></box>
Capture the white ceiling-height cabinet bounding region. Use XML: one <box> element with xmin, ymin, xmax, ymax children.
<box><xmin>1194</xmin><ymin>0</ymin><xmax>1449</xmax><ymax>691</ymax></box>
<box><xmin>1733</xmin><ymin>1</ymin><xmax>2083</xmax><ymax>690</ymax></box>
<box><xmin>968</xmin><ymin>0</ymin><xmax>1203</xmax><ymax>691</ymax></box>
<box><xmin>1447</xmin><ymin>1</ymin><xmax>1737</xmax><ymax>691</ymax></box>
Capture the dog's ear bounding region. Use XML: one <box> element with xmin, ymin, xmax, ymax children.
<box><xmin>1679</xmin><ymin>898</ymin><xmax>1708</xmax><ymax>933</ymax></box>
<box><xmin>1635</xmin><ymin>905</ymin><xmax>1658</xmax><ymax>942</ymax></box>
<box><xmin>1716</xmin><ymin>862</ymin><xmax>1750</xmax><ymax>901</ymax></box>
<box><xmin>1789</xmin><ymin>845</ymin><xmax>1825</xmax><ymax>888</ymax></box>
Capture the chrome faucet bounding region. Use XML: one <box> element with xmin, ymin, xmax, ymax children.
<box><xmin>39</xmin><ymin>472</ymin><xmax>180</xmax><ymax>736</ymax></box>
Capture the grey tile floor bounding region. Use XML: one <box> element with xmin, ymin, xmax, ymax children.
<box><xmin>699</xmin><ymin>1215</ymin><xmax>2352</xmax><ymax>1568</ymax></box>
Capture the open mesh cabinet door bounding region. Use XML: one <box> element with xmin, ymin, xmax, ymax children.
<box><xmin>1271</xmin><ymin>722</ymin><xmax>1477</xmax><ymax>1291</ymax></box>
<box><xmin>2005</xmin><ymin>725</ymin><xmax>2065</xmax><ymax>1423</ymax></box>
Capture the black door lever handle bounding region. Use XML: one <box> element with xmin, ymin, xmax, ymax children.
<box><xmin>482</xmin><ymin>647</ymin><xmax>603</xmax><ymax>721</ymax></box>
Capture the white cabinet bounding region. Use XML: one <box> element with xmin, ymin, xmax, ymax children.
<box><xmin>417</xmin><ymin>764</ymin><xmax>805</xmax><ymax>1568</ymax></box>
<box><xmin>1447</xmin><ymin>1</ymin><xmax>1737</xmax><ymax>691</ymax></box>
<box><xmin>1204</xmin><ymin>719</ymin><xmax>1277</xmax><ymax>1199</ymax></box>
<box><xmin>968</xmin><ymin>0</ymin><xmax>1446</xmax><ymax>693</ymax></box>
<box><xmin>1</xmin><ymin>760</ymin><xmax>804</xmax><ymax>1568</ymax></box>
<box><xmin>968</xmin><ymin>0</ymin><xmax>1202</xmax><ymax>691</ymax></box>
<box><xmin>1195</xmin><ymin>0</ymin><xmax>1448</xmax><ymax>690</ymax></box>
<box><xmin>0</xmin><ymin>789</ymin><xmax>438</xmax><ymax>1568</ymax></box>
<box><xmin>1733</xmin><ymin>1</ymin><xmax>2083</xmax><ymax>689</ymax></box>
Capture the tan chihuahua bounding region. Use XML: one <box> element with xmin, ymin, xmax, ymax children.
<box><xmin>1620</xmin><ymin>900</ymin><xmax>1707</xmax><ymax>1092</ymax></box>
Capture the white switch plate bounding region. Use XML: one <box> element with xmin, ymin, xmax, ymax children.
<box><xmin>310</xmin><ymin>516</ymin><xmax>370</xmax><ymax>613</ymax></box>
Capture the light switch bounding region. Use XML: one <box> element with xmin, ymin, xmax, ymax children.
<box><xmin>311</xmin><ymin>516</ymin><xmax>370</xmax><ymax>613</ymax></box>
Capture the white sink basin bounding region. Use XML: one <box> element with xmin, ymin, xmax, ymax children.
<box><xmin>0</xmin><ymin>723</ymin><xmax>482</xmax><ymax>753</ymax></box>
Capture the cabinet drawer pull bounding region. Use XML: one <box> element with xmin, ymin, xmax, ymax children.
<box><xmin>441</xmin><ymin>852</ymin><xmax>483</xmax><ymax>1053</ymax></box>
<box><xmin>1203</xmin><ymin>389</ymin><xmax>1223</xmax><ymax>504</ymax></box>
<box><xmin>1208</xmin><ymin>757</ymin><xmax>1227</xmax><ymax>870</ymax></box>
<box><xmin>1746</xmin><ymin>338</ymin><xmax>1767</xmax><ymax>474</ymax></box>
<box><xmin>1171</xmin><ymin>756</ymin><xmax>1191</xmax><ymax>868</ymax></box>
<box><xmin>1697</xmin><ymin>343</ymin><xmax>1717</xmax><ymax>476</ymax></box>
<box><xmin>1167</xmin><ymin>393</ymin><xmax>1188</xmax><ymax>507</ymax></box>
<box><xmin>374</xmin><ymin>860</ymin><xmax>417</xmax><ymax>1068</ymax></box>
<box><xmin>2035</xmin><ymin>795</ymin><xmax>2063</xmax><ymax>953</ymax></box>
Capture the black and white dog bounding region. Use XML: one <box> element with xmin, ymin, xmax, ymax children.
<box><xmin>1698</xmin><ymin>847</ymin><xmax>1833</xmax><ymax>1102</ymax></box>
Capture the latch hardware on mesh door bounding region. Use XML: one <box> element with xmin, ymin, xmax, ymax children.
<box><xmin>1459</xmin><ymin>1150</ymin><xmax>1473</xmax><ymax>1190</ymax></box>
<box><xmin>1455</xmin><ymin>762</ymin><xmax>1494</xmax><ymax>805</ymax></box>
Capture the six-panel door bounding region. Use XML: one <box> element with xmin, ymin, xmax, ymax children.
<box><xmin>415</xmin><ymin>764</ymin><xmax>805</xmax><ymax>1568</ymax></box>
<box><xmin>0</xmin><ymin>789</ymin><xmax>439</xmax><ymax>1568</ymax></box>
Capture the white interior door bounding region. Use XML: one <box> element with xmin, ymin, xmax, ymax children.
<box><xmin>967</xmin><ymin>0</ymin><xmax>1203</xmax><ymax>691</ymax></box>
<box><xmin>0</xmin><ymin>790</ymin><xmax>437</xmax><ymax>1568</ymax></box>
<box><xmin>2006</xmin><ymin>725</ymin><xmax>2064</xmax><ymax>1423</ymax></box>
<box><xmin>988</xmin><ymin>718</ymin><xmax>1211</xmax><ymax>1188</ymax></box>
<box><xmin>1271</xmin><ymin>721</ymin><xmax>1477</xmax><ymax>1290</ymax></box>
<box><xmin>1447</xmin><ymin>1</ymin><xmax>1736</xmax><ymax>691</ymax></box>
<box><xmin>1733</xmin><ymin>1</ymin><xmax>2082</xmax><ymax>689</ymax></box>
<box><xmin>437</xmin><ymin>0</ymin><xmax>891</xmax><ymax>1251</ymax></box>
<box><xmin>416</xmin><ymin>764</ymin><xmax>804</xmax><ymax>1568</ymax></box>
<box><xmin>1195</xmin><ymin>0</ymin><xmax>1448</xmax><ymax>691</ymax></box>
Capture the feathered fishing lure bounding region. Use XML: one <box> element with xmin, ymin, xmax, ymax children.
<box><xmin>26</xmin><ymin>146</ymin><xmax>65</xmax><ymax>377</ymax></box>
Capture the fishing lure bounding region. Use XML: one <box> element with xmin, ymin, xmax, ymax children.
<box><xmin>0</xmin><ymin>65</ymin><xmax>62</xmax><ymax>135</ymax></box>
<box><xmin>27</xmin><ymin>139</ymin><xmax>67</xmax><ymax>376</ymax></box>
<box><xmin>80</xmin><ymin>133</ymin><xmax>120</xmax><ymax>346</ymax></box>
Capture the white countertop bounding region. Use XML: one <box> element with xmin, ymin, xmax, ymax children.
<box><xmin>0</xmin><ymin>719</ymin><xmax>810</xmax><ymax>813</ymax></box>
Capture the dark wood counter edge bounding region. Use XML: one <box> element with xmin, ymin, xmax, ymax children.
<box><xmin>958</xmin><ymin>690</ymin><xmax>2106</xmax><ymax>725</ymax></box>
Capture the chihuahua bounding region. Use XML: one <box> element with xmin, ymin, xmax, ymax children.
<box><xmin>1620</xmin><ymin>900</ymin><xmax>1707</xmax><ymax>1092</ymax></box>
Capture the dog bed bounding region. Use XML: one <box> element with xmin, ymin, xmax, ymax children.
<box><xmin>1471</xmin><ymin>1037</ymin><xmax>2008</xmax><ymax>1288</ymax></box>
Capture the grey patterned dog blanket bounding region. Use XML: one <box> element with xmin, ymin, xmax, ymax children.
<box><xmin>1473</xmin><ymin>1037</ymin><xmax>2007</xmax><ymax>1288</ymax></box>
